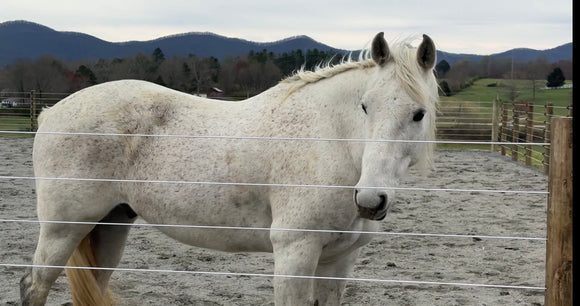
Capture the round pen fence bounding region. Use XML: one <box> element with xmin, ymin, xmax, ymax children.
<box><xmin>0</xmin><ymin>93</ymin><xmax>573</xmax><ymax>305</ymax></box>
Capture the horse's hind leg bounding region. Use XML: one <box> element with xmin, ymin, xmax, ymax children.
<box><xmin>20</xmin><ymin>179</ymin><xmax>133</xmax><ymax>305</ymax></box>
<box><xmin>21</xmin><ymin>203</ymin><xmax>136</xmax><ymax>306</ymax></box>
<box><xmin>86</xmin><ymin>204</ymin><xmax>137</xmax><ymax>289</ymax></box>
<box><xmin>20</xmin><ymin>221</ymin><xmax>95</xmax><ymax>306</ymax></box>
<box><xmin>65</xmin><ymin>203</ymin><xmax>136</xmax><ymax>306</ymax></box>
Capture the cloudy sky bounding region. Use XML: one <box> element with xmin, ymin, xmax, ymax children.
<box><xmin>1</xmin><ymin>0</ymin><xmax>572</xmax><ymax>55</ymax></box>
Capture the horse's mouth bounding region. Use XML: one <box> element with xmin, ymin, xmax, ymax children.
<box><xmin>375</xmin><ymin>210</ymin><xmax>388</xmax><ymax>220</ymax></box>
<box><xmin>357</xmin><ymin>207</ymin><xmax>388</xmax><ymax>221</ymax></box>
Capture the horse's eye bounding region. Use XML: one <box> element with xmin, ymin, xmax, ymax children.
<box><xmin>361</xmin><ymin>103</ymin><xmax>368</xmax><ymax>114</ymax></box>
<box><xmin>412</xmin><ymin>109</ymin><xmax>425</xmax><ymax>122</ymax></box>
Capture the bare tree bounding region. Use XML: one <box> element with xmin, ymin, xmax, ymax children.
<box><xmin>0</xmin><ymin>59</ymin><xmax>34</xmax><ymax>92</ymax></box>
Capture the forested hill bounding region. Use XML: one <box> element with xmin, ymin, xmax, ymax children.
<box><xmin>0</xmin><ymin>21</ymin><xmax>343</xmax><ymax>67</ymax></box>
<box><xmin>0</xmin><ymin>20</ymin><xmax>573</xmax><ymax>67</ymax></box>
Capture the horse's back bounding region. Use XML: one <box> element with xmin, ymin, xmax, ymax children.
<box><xmin>38</xmin><ymin>80</ymin><xmax>197</xmax><ymax>135</ymax></box>
<box><xmin>32</xmin><ymin>79</ymin><xmax>209</xmax><ymax>201</ymax></box>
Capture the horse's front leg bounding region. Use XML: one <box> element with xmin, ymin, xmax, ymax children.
<box><xmin>271</xmin><ymin>230</ymin><xmax>323</xmax><ymax>305</ymax></box>
<box><xmin>313</xmin><ymin>248</ymin><xmax>361</xmax><ymax>305</ymax></box>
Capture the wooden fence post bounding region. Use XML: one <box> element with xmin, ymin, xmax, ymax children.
<box><xmin>500</xmin><ymin>101</ymin><xmax>508</xmax><ymax>156</ymax></box>
<box><xmin>491</xmin><ymin>98</ymin><xmax>500</xmax><ymax>152</ymax></box>
<box><xmin>545</xmin><ymin>117</ymin><xmax>573</xmax><ymax>306</ymax></box>
<box><xmin>543</xmin><ymin>103</ymin><xmax>553</xmax><ymax>175</ymax></box>
<box><xmin>511</xmin><ymin>103</ymin><xmax>519</xmax><ymax>161</ymax></box>
<box><xmin>30</xmin><ymin>90</ymin><xmax>36</xmax><ymax>132</ymax></box>
<box><xmin>525</xmin><ymin>103</ymin><xmax>534</xmax><ymax>166</ymax></box>
<box><xmin>500</xmin><ymin>102</ymin><xmax>508</xmax><ymax>156</ymax></box>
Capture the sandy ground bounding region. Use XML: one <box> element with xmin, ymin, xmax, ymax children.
<box><xmin>1</xmin><ymin>136</ymin><xmax>547</xmax><ymax>305</ymax></box>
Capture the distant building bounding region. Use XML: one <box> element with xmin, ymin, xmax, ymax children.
<box><xmin>207</xmin><ymin>87</ymin><xmax>225</xmax><ymax>99</ymax></box>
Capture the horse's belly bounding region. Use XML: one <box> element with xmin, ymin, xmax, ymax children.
<box><xmin>153</xmin><ymin>225</ymin><xmax>273</xmax><ymax>253</ymax></box>
<box><xmin>126</xmin><ymin>184</ymin><xmax>274</xmax><ymax>252</ymax></box>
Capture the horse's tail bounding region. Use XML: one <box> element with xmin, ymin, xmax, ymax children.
<box><xmin>66</xmin><ymin>234</ymin><xmax>114</xmax><ymax>306</ymax></box>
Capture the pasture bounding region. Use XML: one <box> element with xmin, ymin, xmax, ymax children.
<box><xmin>440</xmin><ymin>79</ymin><xmax>573</xmax><ymax>108</ymax></box>
<box><xmin>0</xmin><ymin>137</ymin><xmax>547</xmax><ymax>305</ymax></box>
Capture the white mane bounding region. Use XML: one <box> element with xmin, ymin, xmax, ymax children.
<box><xmin>281</xmin><ymin>38</ymin><xmax>439</xmax><ymax>110</ymax></box>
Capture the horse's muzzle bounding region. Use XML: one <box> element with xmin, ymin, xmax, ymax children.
<box><xmin>354</xmin><ymin>190</ymin><xmax>388</xmax><ymax>220</ymax></box>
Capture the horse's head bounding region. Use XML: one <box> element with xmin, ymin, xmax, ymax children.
<box><xmin>354</xmin><ymin>32</ymin><xmax>438</xmax><ymax>220</ymax></box>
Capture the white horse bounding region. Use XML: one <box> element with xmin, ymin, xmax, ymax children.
<box><xmin>20</xmin><ymin>32</ymin><xmax>438</xmax><ymax>305</ymax></box>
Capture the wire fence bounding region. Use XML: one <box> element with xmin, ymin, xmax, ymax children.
<box><xmin>0</xmin><ymin>133</ymin><xmax>552</xmax><ymax>290</ymax></box>
<box><xmin>0</xmin><ymin>91</ymin><xmax>573</xmax><ymax>304</ymax></box>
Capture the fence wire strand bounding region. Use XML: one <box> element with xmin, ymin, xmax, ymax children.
<box><xmin>0</xmin><ymin>175</ymin><xmax>549</xmax><ymax>195</ymax></box>
<box><xmin>0</xmin><ymin>130</ymin><xmax>552</xmax><ymax>146</ymax></box>
<box><xmin>0</xmin><ymin>219</ymin><xmax>547</xmax><ymax>241</ymax></box>
<box><xmin>0</xmin><ymin>263</ymin><xmax>546</xmax><ymax>291</ymax></box>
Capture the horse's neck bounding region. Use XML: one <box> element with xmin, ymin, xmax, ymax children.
<box><xmin>298</xmin><ymin>69</ymin><xmax>370</xmax><ymax>138</ymax></box>
<box><xmin>262</xmin><ymin>68</ymin><xmax>370</xmax><ymax>160</ymax></box>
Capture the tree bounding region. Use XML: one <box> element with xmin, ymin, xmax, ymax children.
<box><xmin>30</xmin><ymin>56</ymin><xmax>69</xmax><ymax>93</ymax></box>
<box><xmin>504</xmin><ymin>81</ymin><xmax>520</xmax><ymax>102</ymax></box>
<box><xmin>551</xmin><ymin>60</ymin><xmax>572</xmax><ymax>81</ymax></box>
<box><xmin>127</xmin><ymin>52</ymin><xmax>155</xmax><ymax>80</ymax></box>
<box><xmin>527</xmin><ymin>55</ymin><xmax>550</xmax><ymax>100</ymax></box>
<box><xmin>68</xmin><ymin>64</ymin><xmax>97</xmax><ymax>92</ymax></box>
<box><xmin>546</xmin><ymin>67</ymin><xmax>565</xmax><ymax>88</ymax></box>
<box><xmin>186</xmin><ymin>55</ymin><xmax>218</xmax><ymax>95</ymax></box>
<box><xmin>528</xmin><ymin>55</ymin><xmax>550</xmax><ymax>80</ymax></box>
<box><xmin>438</xmin><ymin>80</ymin><xmax>451</xmax><ymax>96</ymax></box>
<box><xmin>152</xmin><ymin>48</ymin><xmax>165</xmax><ymax>63</ymax></box>
<box><xmin>154</xmin><ymin>75</ymin><xmax>166</xmax><ymax>87</ymax></box>
<box><xmin>444</xmin><ymin>58</ymin><xmax>478</xmax><ymax>93</ymax></box>
<box><xmin>0</xmin><ymin>59</ymin><xmax>33</xmax><ymax>92</ymax></box>
<box><xmin>435</xmin><ymin>60</ymin><xmax>450</xmax><ymax>78</ymax></box>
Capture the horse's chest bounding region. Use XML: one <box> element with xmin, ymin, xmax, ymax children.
<box><xmin>320</xmin><ymin>220</ymin><xmax>377</xmax><ymax>261</ymax></box>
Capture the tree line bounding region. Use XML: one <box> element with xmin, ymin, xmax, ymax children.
<box><xmin>0</xmin><ymin>48</ymin><xmax>340</xmax><ymax>98</ymax></box>
<box><xmin>0</xmin><ymin>47</ymin><xmax>572</xmax><ymax>98</ymax></box>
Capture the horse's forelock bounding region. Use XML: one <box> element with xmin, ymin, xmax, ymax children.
<box><xmin>390</xmin><ymin>41</ymin><xmax>439</xmax><ymax>108</ymax></box>
<box><xmin>389</xmin><ymin>39</ymin><xmax>439</xmax><ymax>171</ymax></box>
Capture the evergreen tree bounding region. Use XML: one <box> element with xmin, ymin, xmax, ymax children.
<box><xmin>435</xmin><ymin>60</ymin><xmax>450</xmax><ymax>78</ymax></box>
<box><xmin>152</xmin><ymin>48</ymin><xmax>166</xmax><ymax>62</ymax></box>
<box><xmin>154</xmin><ymin>75</ymin><xmax>166</xmax><ymax>87</ymax></box>
<box><xmin>438</xmin><ymin>80</ymin><xmax>451</xmax><ymax>96</ymax></box>
<box><xmin>76</xmin><ymin>65</ymin><xmax>97</xmax><ymax>85</ymax></box>
<box><xmin>546</xmin><ymin>67</ymin><xmax>565</xmax><ymax>88</ymax></box>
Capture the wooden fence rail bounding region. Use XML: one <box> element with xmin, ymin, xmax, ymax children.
<box><xmin>497</xmin><ymin>99</ymin><xmax>573</xmax><ymax>174</ymax></box>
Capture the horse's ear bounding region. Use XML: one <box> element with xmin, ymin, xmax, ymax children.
<box><xmin>417</xmin><ymin>34</ymin><xmax>436</xmax><ymax>70</ymax></box>
<box><xmin>371</xmin><ymin>32</ymin><xmax>390</xmax><ymax>66</ymax></box>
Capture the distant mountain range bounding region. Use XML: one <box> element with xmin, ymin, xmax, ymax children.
<box><xmin>0</xmin><ymin>20</ymin><xmax>573</xmax><ymax>68</ymax></box>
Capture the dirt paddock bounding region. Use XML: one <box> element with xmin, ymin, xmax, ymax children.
<box><xmin>1</xmin><ymin>137</ymin><xmax>547</xmax><ymax>305</ymax></box>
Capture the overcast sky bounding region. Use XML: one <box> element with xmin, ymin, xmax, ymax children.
<box><xmin>1</xmin><ymin>0</ymin><xmax>573</xmax><ymax>55</ymax></box>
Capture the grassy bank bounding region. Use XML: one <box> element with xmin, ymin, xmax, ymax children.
<box><xmin>440</xmin><ymin>78</ymin><xmax>572</xmax><ymax>108</ymax></box>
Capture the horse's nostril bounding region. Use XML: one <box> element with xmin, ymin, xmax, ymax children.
<box><xmin>377</xmin><ymin>194</ymin><xmax>387</xmax><ymax>211</ymax></box>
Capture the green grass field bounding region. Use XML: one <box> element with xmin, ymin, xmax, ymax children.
<box><xmin>438</xmin><ymin>78</ymin><xmax>572</xmax><ymax>141</ymax></box>
<box><xmin>0</xmin><ymin>116</ymin><xmax>30</xmax><ymax>130</ymax></box>
<box><xmin>441</xmin><ymin>78</ymin><xmax>572</xmax><ymax>108</ymax></box>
